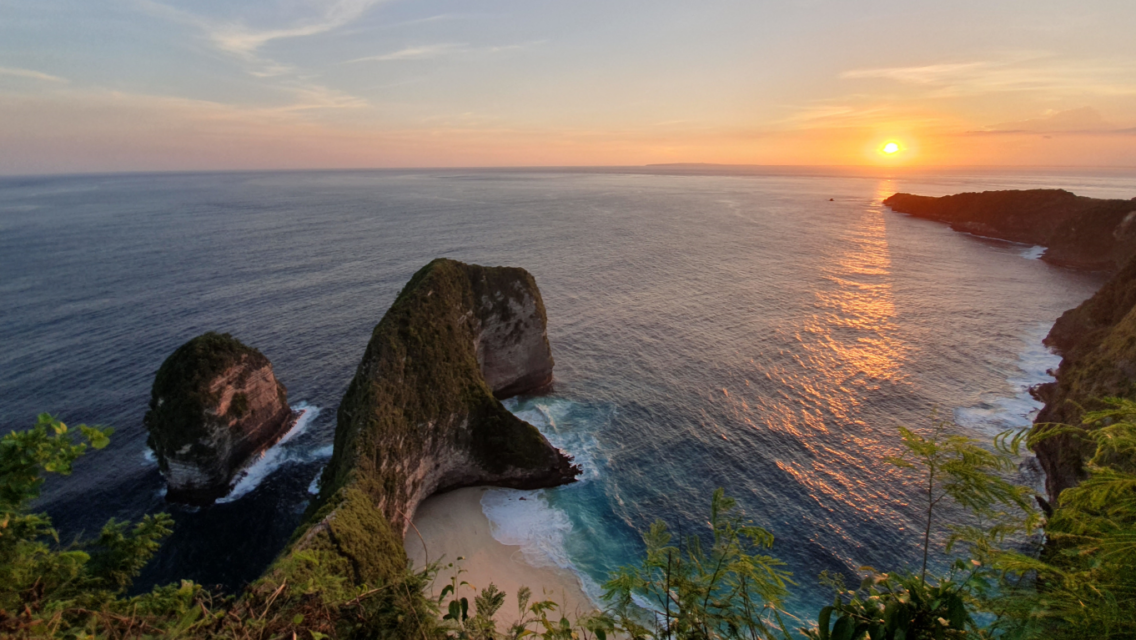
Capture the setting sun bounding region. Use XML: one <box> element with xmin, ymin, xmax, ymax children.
<box><xmin>882</xmin><ymin>142</ymin><xmax>900</xmax><ymax>154</ymax></box>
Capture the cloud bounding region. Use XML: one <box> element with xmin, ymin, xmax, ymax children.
<box><xmin>987</xmin><ymin>107</ymin><xmax>1112</xmax><ymax>133</ymax></box>
<box><xmin>969</xmin><ymin>107</ymin><xmax>1135</xmax><ymax>136</ymax></box>
<box><xmin>841</xmin><ymin>56</ymin><xmax>1136</xmax><ymax>98</ymax></box>
<box><xmin>774</xmin><ymin>102</ymin><xmax>945</xmax><ymax>131</ymax></box>
<box><xmin>346</xmin><ymin>43</ymin><xmax>466</xmax><ymax>63</ymax></box>
<box><xmin>346</xmin><ymin>40</ymin><xmax>543</xmax><ymax>63</ymax></box>
<box><xmin>131</xmin><ymin>0</ymin><xmax>375</xmax><ymax>112</ymax></box>
<box><xmin>841</xmin><ymin>63</ymin><xmax>987</xmax><ymax>85</ymax></box>
<box><xmin>0</xmin><ymin>66</ymin><xmax>67</xmax><ymax>83</ymax></box>
<box><xmin>134</xmin><ymin>0</ymin><xmax>387</xmax><ymax>55</ymax></box>
<box><xmin>210</xmin><ymin>0</ymin><xmax>386</xmax><ymax>55</ymax></box>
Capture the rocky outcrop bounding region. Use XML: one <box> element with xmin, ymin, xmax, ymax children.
<box><xmin>283</xmin><ymin>259</ymin><xmax>578</xmax><ymax>587</ymax></box>
<box><xmin>1032</xmin><ymin>254</ymin><xmax>1136</xmax><ymax>503</ymax></box>
<box><xmin>884</xmin><ymin>190</ymin><xmax>1136</xmax><ymax>271</ymax></box>
<box><xmin>883</xmin><ymin>189</ymin><xmax>1136</xmax><ymax>504</ymax></box>
<box><xmin>144</xmin><ymin>332</ymin><xmax>296</xmax><ymax>505</ymax></box>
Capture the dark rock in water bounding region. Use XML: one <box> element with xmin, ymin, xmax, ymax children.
<box><xmin>1032</xmin><ymin>254</ymin><xmax>1136</xmax><ymax>503</ymax></box>
<box><xmin>144</xmin><ymin>332</ymin><xmax>296</xmax><ymax>505</ymax></box>
<box><xmin>884</xmin><ymin>189</ymin><xmax>1136</xmax><ymax>271</ymax></box>
<box><xmin>281</xmin><ymin>258</ymin><xmax>578</xmax><ymax>587</ymax></box>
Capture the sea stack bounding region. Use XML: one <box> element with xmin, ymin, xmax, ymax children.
<box><xmin>144</xmin><ymin>332</ymin><xmax>296</xmax><ymax>505</ymax></box>
<box><xmin>281</xmin><ymin>259</ymin><xmax>578</xmax><ymax>588</ymax></box>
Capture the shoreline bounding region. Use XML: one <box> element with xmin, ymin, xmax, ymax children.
<box><xmin>404</xmin><ymin>487</ymin><xmax>596</xmax><ymax>626</ymax></box>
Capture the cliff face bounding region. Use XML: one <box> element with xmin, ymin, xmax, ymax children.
<box><xmin>283</xmin><ymin>259</ymin><xmax>578</xmax><ymax>587</ymax></box>
<box><xmin>145</xmin><ymin>332</ymin><xmax>296</xmax><ymax>505</ymax></box>
<box><xmin>884</xmin><ymin>190</ymin><xmax>1136</xmax><ymax>271</ymax></box>
<box><xmin>884</xmin><ymin>189</ymin><xmax>1136</xmax><ymax>504</ymax></box>
<box><xmin>1033</xmin><ymin>255</ymin><xmax>1136</xmax><ymax>503</ymax></box>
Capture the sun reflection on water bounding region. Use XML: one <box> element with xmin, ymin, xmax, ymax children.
<box><xmin>699</xmin><ymin>181</ymin><xmax>917</xmax><ymax>559</ymax></box>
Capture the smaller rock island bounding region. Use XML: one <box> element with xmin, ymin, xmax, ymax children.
<box><xmin>144</xmin><ymin>332</ymin><xmax>296</xmax><ymax>505</ymax></box>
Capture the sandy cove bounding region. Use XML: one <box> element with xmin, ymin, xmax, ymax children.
<box><xmin>404</xmin><ymin>487</ymin><xmax>596</xmax><ymax>626</ymax></box>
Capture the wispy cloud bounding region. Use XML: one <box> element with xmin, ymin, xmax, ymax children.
<box><xmin>970</xmin><ymin>107</ymin><xmax>1135</xmax><ymax>136</ymax></box>
<box><xmin>131</xmin><ymin>0</ymin><xmax>376</xmax><ymax>112</ymax></box>
<box><xmin>840</xmin><ymin>56</ymin><xmax>1136</xmax><ymax>98</ymax></box>
<box><xmin>210</xmin><ymin>0</ymin><xmax>387</xmax><ymax>55</ymax></box>
<box><xmin>841</xmin><ymin>63</ymin><xmax>987</xmax><ymax>85</ymax></box>
<box><xmin>0</xmin><ymin>66</ymin><xmax>67</xmax><ymax>83</ymax></box>
<box><xmin>774</xmin><ymin>102</ymin><xmax>944</xmax><ymax>130</ymax></box>
<box><xmin>134</xmin><ymin>0</ymin><xmax>388</xmax><ymax>55</ymax></box>
<box><xmin>347</xmin><ymin>43</ymin><xmax>465</xmax><ymax>63</ymax></box>
<box><xmin>346</xmin><ymin>40</ymin><xmax>544</xmax><ymax>63</ymax></box>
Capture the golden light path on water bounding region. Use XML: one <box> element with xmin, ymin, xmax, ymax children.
<box><xmin>704</xmin><ymin>180</ymin><xmax>916</xmax><ymax>560</ymax></box>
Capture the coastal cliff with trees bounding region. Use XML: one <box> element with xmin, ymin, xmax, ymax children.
<box><xmin>3</xmin><ymin>214</ymin><xmax>1136</xmax><ymax>639</ymax></box>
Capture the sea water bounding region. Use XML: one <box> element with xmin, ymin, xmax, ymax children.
<box><xmin>1</xmin><ymin>167</ymin><xmax>1128</xmax><ymax>615</ymax></box>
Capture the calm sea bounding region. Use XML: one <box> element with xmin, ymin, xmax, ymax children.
<box><xmin>1</xmin><ymin>167</ymin><xmax>1131</xmax><ymax>619</ymax></box>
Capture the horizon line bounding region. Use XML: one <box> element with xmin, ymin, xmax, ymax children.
<box><xmin>4</xmin><ymin>163</ymin><xmax>1136</xmax><ymax>181</ymax></box>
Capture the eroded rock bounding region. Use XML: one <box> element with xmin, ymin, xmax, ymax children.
<box><xmin>144</xmin><ymin>332</ymin><xmax>296</xmax><ymax>505</ymax></box>
<box><xmin>286</xmin><ymin>259</ymin><xmax>578</xmax><ymax>587</ymax></box>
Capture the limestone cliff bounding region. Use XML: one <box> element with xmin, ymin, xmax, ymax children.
<box><xmin>884</xmin><ymin>190</ymin><xmax>1136</xmax><ymax>271</ymax></box>
<box><xmin>1032</xmin><ymin>254</ymin><xmax>1136</xmax><ymax>503</ymax></box>
<box><xmin>144</xmin><ymin>332</ymin><xmax>296</xmax><ymax>505</ymax></box>
<box><xmin>284</xmin><ymin>259</ymin><xmax>578</xmax><ymax>587</ymax></box>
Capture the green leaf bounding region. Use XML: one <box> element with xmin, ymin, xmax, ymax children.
<box><xmin>818</xmin><ymin>605</ymin><xmax>834</xmax><ymax>640</ymax></box>
<box><xmin>445</xmin><ymin>599</ymin><xmax>461</xmax><ymax>620</ymax></box>
<box><xmin>832</xmin><ymin>615</ymin><xmax>855</xmax><ymax>640</ymax></box>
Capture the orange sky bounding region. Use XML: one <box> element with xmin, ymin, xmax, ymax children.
<box><xmin>1</xmin><ymin>1</ymin><xmax>1134</xmax><ymax>173</ymax></box>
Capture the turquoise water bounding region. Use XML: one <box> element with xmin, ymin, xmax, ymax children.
<box><xmin>0</xmin><ymin>167</ymin><xmax>1126</xmax><ymax>615</ymax></box>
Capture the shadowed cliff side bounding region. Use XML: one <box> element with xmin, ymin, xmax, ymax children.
<box><xmin>1032</xmin><ymin>254</ymin><xmax>1136</xmax><ymax>504</ymax></box>
<box><xmin>282</xmin><ymin>258</ymin><xmax>579</xmax><ymax>589</ymax></box>
<box><xmin>885</xmin><ymin>189</ymin><xmax>1136</xmax><ymax>271</ymax></box>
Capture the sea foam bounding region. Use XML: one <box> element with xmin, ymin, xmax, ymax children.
<box><xmin>479</xmin><ymin>397</ymin><xmax>606</xmax><ymax>607</ymax></box>
<box><xmin>219</xmin><ymin>402</ymin><xmax>330</xmax><ymax>503</ymax></box>
<box><xmin>955</xmin><ymin>323</ymin><xmax>1059</xmax><ymax>437</ymax></box>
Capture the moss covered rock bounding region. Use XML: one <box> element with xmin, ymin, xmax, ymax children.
<box><xmin>284</xmin><ymin>258</ymin><xmax>578</xmax><ymax>589</ymax></box>
<box><xmin>144</xmin><ymin>332</ymin><xmax>296</xmax><ymax>505</ymax></box>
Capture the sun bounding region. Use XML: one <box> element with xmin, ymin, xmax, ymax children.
<box><xmin>881</xmin><ymin>141</ymin><xmax>900</xmax><ymax>155</ymax></box>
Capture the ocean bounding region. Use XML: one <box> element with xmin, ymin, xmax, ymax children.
<box><xmin>1</xmin><ymin>167</ymin><xmax>1130</xmax><ymax>620</ymax></box>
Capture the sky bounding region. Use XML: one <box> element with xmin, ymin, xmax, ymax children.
<box><xmin>1</xmin><ymin>0</ymin><xmax>1135</xmax><ymax>174</ymax></box>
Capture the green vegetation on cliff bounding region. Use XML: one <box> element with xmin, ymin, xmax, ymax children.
<box><xmin>1032</xmin><ymin>254</ymin><xmax>1136</xmax><ymax>502</ymax></box>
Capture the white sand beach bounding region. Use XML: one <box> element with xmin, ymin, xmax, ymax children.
<box><xmin>405</xmin><ymin>487</ymin><xmax>595</xmax><ymax>626</ymax></box>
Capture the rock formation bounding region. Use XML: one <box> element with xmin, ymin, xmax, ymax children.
<box><xmin>884</xmin><ymin>189</ymin><xmax>1136</xmax><ymax>271</ymax></box>
<box><xmin>144</xmin><ymin>332</ymin><xmax>296</xmax><ymax>505</ymax></box>
<box><xmin>284</xmin><ymin>259</ymin><xmax>578</xmax><ymax>587</ymax></box>
<box><xmin>1032</xmin><ymin>254</ymin><xmax>1136</xmax><ymax>503</ymax></box>
<box><xmin>884</xmin><ymin>189</ymin><xmax>1136</xmax><ymax>504</ymax></box>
